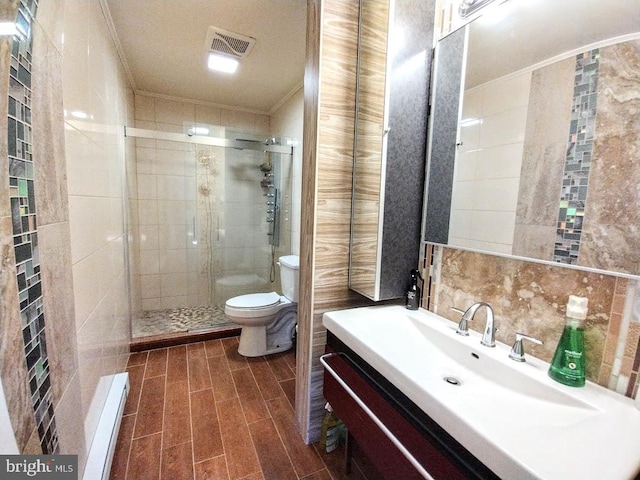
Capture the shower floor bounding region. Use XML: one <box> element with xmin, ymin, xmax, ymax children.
<box><xmin>132</xmin><ymin>305</ymin><xmax>233</xmax><ymax>338</ymax></box>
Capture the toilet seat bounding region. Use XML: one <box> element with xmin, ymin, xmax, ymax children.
<box><xmin>226</xmin><ymin>292</ymin><xmax>281</xmax><ymax>309</ymax></box>
<box><xmin>225</xmin><ymin>292</ymin><xmax>290</xmax><ymax>319</ymax></box>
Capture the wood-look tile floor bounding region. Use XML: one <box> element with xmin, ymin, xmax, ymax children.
<box><xmin>110</xmin><ymin>337</ymin><xmax>372</xmax><ymax>480</ymax></box>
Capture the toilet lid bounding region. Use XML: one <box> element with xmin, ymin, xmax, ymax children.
<box><xmin>226</xmin><ymin>292</ymin><xmax>281</xmax><ymax>309</ymax></box>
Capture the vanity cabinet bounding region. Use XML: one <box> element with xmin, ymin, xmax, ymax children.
<box><xmin>349</xmin><ymin>0</ymin><xmax>435</xmax><ymax>301</ymax></box>
<box><xmin>322</xmin><ymin>332</ymin><xmax>498</xmax><ymax>480</ymax></box>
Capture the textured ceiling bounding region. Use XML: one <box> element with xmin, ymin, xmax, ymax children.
<box><xmin>105</xmin><ymin>0</ymin><xmax>307</xmax><ymax>114</ymax></box>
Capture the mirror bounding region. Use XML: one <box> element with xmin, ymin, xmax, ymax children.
<box><xmin>423</xmin><ymin>0</ymin><xmax>640</xmax><ymax>276</ymax></box>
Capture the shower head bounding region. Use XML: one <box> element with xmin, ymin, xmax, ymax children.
<box><xmin>259</xmin><ymin>163</ymin><xmax>272</xmax><ymax>172</ymax></box>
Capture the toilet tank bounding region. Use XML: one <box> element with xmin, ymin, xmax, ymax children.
<box><xmin>279</xmin><ymin>255</ymin><xmax>299</xmax><ymax>302</ymax></box>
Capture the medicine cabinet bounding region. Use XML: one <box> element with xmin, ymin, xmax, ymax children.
<box><xmin>349</xmin><ymin>0</ymin><xmax>435</xmax><ymax>300</ymax></box>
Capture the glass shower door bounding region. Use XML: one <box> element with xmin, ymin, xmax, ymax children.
<box><xmin>126</xmin><ymin>126</ymin><xmax>293</xmax><ymax>338</ymax></box>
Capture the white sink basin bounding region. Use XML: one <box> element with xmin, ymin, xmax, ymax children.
<box><xmin>323</xmin><ymin>305</ymin><xmax>640</xmax><ymax>480</ymax></box>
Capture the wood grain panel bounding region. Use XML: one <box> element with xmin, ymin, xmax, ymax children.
<box><xmin>124</xmin><ymin>364</ymin><xmax>145</xmax><ymax>416</ymax></box>
<box><xmin>163</xmin><ymin>379</ymin><xmax>191</xmax><ymax>448</ymax></box>
<box><xmin>161</xmin><ymin>442</ymin><xmax>194</xmax><ymax>480</ymax></box>
<box><xmin>248</xmin><ymin>418</ymin><xmax>298</xmax><ymax>480</ymax></box>
<box><xmin>145</xmin><ymin>348</ymin><xmax>168</xmax><ymax>378</ymax></box>
<box><xmin>221</xmin><ymin>337</ymin><xmax>248</xmax><ymax>370</ymax></box>
<box><xmin>109</xmin><ymin>414</ymin><xmax>135</xmax><ymax>480</ymax></box>
<box><xmin>127</xmin><ymin>433</ymin><xmax>162</xmax><ymax>480</ymax></box>
<box><xmin>247</xmin><ymin>357</ymin><xmax>285</xmax><ymax>401</ymax></box>
<box><xmin>188</xmin><ymin>342</ymin><xmax>212</xmax><ymax>392</ymax></box>
<box><xmin>134</xmin><ymin>375</ymin><xmax>165</xmax><ymax>438</ymax></box>
<box><xmin>268</xmin><ymin>353</ymin><xmax>295</xmax><ymax>381</ymax></box>
<box><xmin>166</xmin><ymin>345</ymin><xmax>187</xmax><ymax>383</ymax></box>
<box><xmin>204</xmin><ymin>339</ymin><xmax>223</xmax><ymax>357</ymax></box>
<box><xmin>231</xmin><ymin>367</ymin><xmax>269</xmax><ymax>425</ymax></box>
<box><xmin>127</xmin><ymin>351</ymin><xmax>148</xmax><ymax>367</ymax></box>
<box><xmin>297</xmin><ymin>0</ymin><xmax>375</xmax><ymax>444</ymax></box>
<box><xmin>191</xmin><ymin>389</ymin><xmax>224</xmax><ymax>462</ymax></box>
<box><xmin>194</xmin><ymin>456</ymin><xmax>229</xmax><ymax>480</ymax></box>
<box><xmin>350</xmin><ymin>0</ymin><xmax>390</xmax><ymax>298</ymax></box>
<box><xmin>218</xmin><ymin>398</ymin><xmax>261</xmax><ymax>479</ymax></box>
<box><xmin>208</xmin><ymin>355</ymin><xmax>237</xmax><ymax>402</ymax></box>
<box><xmin>267</xmin><ymin>396</ymin><xmax>324</xmax><ymax>477</ymax></box>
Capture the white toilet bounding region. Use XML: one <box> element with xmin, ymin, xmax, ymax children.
<box><xmin>224</xmin><ymin>255</ymin><xmax>299</xmax><ymax>357</ymax></box>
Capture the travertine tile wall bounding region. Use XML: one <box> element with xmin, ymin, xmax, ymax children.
<box><xmin>580</xmin><ymin>40</ymin><xmax>640</xmax><ymax>274</ymax></box>
<box><xmin>422</xmin><ymin>244</ymin><xmax>640</xmax><ymax>399</ymax></box>
<box><xmin>513</xmin><ymin>57</ymin><xmax>574</xmax><ymax>260</ymax></box>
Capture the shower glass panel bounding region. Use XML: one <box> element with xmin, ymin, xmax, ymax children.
<box><xmin>126</xmin><ymin>125</ymin><xmax>293</xmax><ymax>338</ymax></box>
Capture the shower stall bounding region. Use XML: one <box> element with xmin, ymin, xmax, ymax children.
<box><xmin>126</xmin><ymin>124</ymin><xmax>294</xmax><ymax>338</ymax></box>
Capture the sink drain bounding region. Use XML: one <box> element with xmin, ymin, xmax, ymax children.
<box><xmin>443</xmin><ymin>376</ymin><xmax>461</xmax><ymax>386</ymax></box>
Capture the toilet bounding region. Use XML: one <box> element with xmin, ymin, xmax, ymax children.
<box><xmin>224</xmin><ymin>255</ymin><xmax>299</xmax><ymax>357</ymax></box>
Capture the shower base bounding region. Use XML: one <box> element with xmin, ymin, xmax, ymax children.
<box><xmin>132</xmin><ymin>305</ymin><xmax>233</xmax><ymax>338</ymax></box>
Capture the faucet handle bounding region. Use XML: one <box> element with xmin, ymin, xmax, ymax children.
<box><xmin>451</xmin><ymin>306</ymin><xmax>470</xmax><ymax>336</ymax></box>
<box><xmin>509</xmin><ymin>333</ymin><xmax>543</xmax><ymax>362</ymax></box>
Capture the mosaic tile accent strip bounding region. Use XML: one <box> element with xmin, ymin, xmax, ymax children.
<box><xmin>554</xmin><ymin>49</ymin><xmax>599</xmax><ymax>264</ymax></box>
<box><xmin>6</xmin><ymin>0</ymin><xmax>59</xmax><ymax>454</ymax></box>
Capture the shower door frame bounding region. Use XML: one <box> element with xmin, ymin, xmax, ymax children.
<box><xmin>125</xmin><ymin>127</ymin><xmax>293</xmax><ymax>154</ymax></box>
<box><xmin>125</xmin><ymin>126</ymin><xmax>293</xmax><ymax>338</ymax></box>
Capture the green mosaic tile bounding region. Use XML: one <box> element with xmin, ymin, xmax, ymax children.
<box><xmin>18</xmin><ymin>178</ymin><xmax>27</xmax><ymax>196</ymax></box>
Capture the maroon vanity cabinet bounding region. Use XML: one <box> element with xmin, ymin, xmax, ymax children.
<box><xmin>322</xmin><ymin>332</ymin><xmax>499</xmax><ymax>480</ymax></box>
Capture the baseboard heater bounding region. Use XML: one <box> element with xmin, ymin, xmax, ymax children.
<box><xmin>83</xmin><ymin>372</ymin><xmax>129</xmax><ymax>480</ymax></box>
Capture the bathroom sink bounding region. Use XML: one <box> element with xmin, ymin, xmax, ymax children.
<box><xmin>323</xmin><ymin>305</ymin><xmax>640</xmax><ymax>480</ymax></box>
<box><xmin>406</xmin><ymin>314</ymin><xmax>595</xmax><ymax>412</ymax></box>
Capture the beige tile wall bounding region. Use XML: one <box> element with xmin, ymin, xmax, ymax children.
<box><xmin>60</xmin><ymin>0</ymin><xmax>131</xmax><ymax>468</ymax></box>
<box><xmin>450</xmin><ymin>72</ymin><xmax>531</xmax><ymax>253</ymax></box>
<box><xmin>131</xmin><ymin>94</ymin><xmax>297</xmax><ymax>311</ymax></box>
<box><xmin>270</xmin><ymin>87</ymin><xmax>304</xmax><ymax>256</ymax></box>
<box><xmin>0</xmin><ymin>0</ymin><xmax>131</xmax><ymax>468</ymax></box>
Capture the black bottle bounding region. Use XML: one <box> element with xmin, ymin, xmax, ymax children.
<box><xmin>405</xmin><ymin>269</ymin><xmax>422</xmax><ymax>310</ymax></box>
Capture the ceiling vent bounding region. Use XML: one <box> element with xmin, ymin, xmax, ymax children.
<box><xmin>205</xmin><ymin>26</ymin><xmax>256</xmax><ymax>59</ymax></box>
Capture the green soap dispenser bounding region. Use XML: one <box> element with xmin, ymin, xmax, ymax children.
<box><xmin>548</xmin><ymin>295</ymin><xmax>588</xmax><ymax>387</ymax></box>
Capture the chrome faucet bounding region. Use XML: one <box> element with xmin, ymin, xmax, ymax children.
<box><xmin>454</xmin><ymin>302</ymin><xmax>497</xmax><ymax>347</ymax></box>
<box><xmin>509</xmin><ymin>333</ymin><xmax>543</xmax><ymax>362</ymax></box>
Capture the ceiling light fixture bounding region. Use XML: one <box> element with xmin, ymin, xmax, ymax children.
<box><xmin>207</xmin><ymin>52</ymin><xmax>239</xmax><ymax>74</ymax></box>
<box><xmin>460</xmin><ymin>117</ymin><xmax>483</xmax><ymax>127</ymax></box>
<box><xmin>187</xmin><ymin>126</ymin><xmax>210</xmax><ymax>136</ymax></box>
<box><xmin>0</xmin><ymin>22</ymin><xmax>18</xmax><ymax>36</ymax></box>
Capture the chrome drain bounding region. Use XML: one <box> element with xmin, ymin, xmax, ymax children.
<box><xmin>443</xmin><ymin>376</ymin><xmax>461</xmax><ymax>386</ymax></box>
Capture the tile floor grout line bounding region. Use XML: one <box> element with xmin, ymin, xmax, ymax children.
<box><xmin>159</xmin><ymin>348</ymin><xmax>168</xmax><ymax>480</ymax></box>
<box><xmin>228</xmin><ymin>347</ymin><xmax>263</xmax><ymax>480</ymax></box>
<box><xmin>184</xmin><ymin>343</ymin><xmax>202</xmax><ymax>479</ymax></box>
<box><xmin>125</xmin><ymin>352</ymin><xmax>149</xmax><ymax>479</ymax></box>
<box><xmin>123</xmin><ymin>350</ymin><xmax>145</xmax><ymax>480</ymax></box>
<box><xmin>266</xmin><ymin>399</ymin><xmax>302</xmax><ymax>480</ymax></box>
<box><xmin>186</xmin><ymin>344</ymin><xmax>197</xmax><ymax>480</ymax></box>
<box><xmin>213</xmin><ymin>386</ymin><xmax>232</xmax><ymax>480</ymax></box>
<box><xmin>114</xmin><ymin>346</ymin><xmax>367</xmax><ymax>480</ymax></box>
